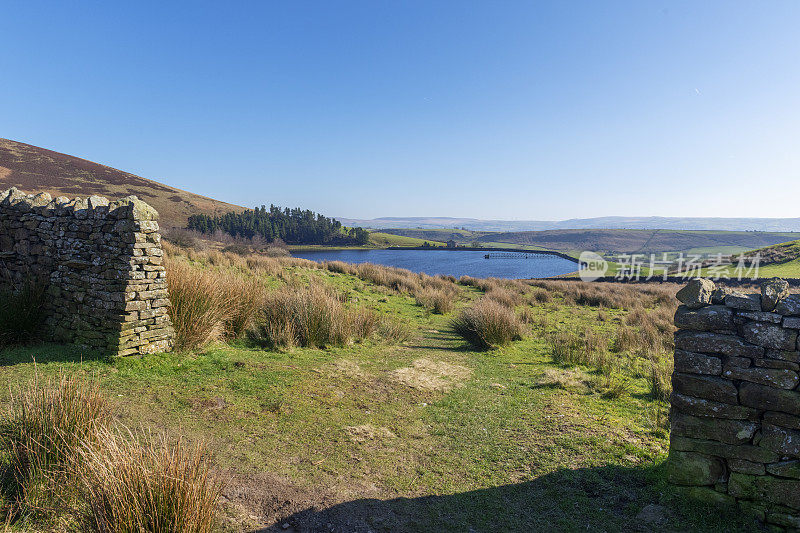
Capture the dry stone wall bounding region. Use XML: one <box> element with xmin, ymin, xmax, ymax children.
<box><xmin>0</xmin><ymin>187</ymin><xmax>173</xmax><ymax>355</ymax></box>
<box><xmin>670</xmin><ymin>278</ymin><xmax>800</xmax><ymax>529</ymax></box>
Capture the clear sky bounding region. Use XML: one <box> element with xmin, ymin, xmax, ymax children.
<box><xmin>2</xmin><ymin>1</ymin><xmax>800</xmax><ymax>220</ymax></box>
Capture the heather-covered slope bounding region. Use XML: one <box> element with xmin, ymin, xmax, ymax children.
<box><xmin>0</xmin><ymin>138</ymin><xmax>244</xmax><ymax>228</ymax></box>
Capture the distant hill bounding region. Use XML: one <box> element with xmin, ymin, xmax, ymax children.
<box><xmin>339</xmin><ymin>216</ymin><xmax>800</xmax><ymax>232</ymax></box>
<box><xmin>480</xmin><ymin>229</ymin><xmax>800</xmax><ymax>255</ymax></box>
<box><xmin>743</xmin><ymin>239</ymin><xmax>800</xmax><ymax>264</ymax></box>
<box><xmin>380</xmin><ymin>228</ymin><xmax>800</xmax><ymax>256</ymax></box>
<box><xmin>0</xmin><ymin>138</ymin><xmax>244</xmax><ymax>228</ymax></box>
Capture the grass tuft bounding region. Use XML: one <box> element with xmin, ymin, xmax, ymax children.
<box><xmin>77</xmin><ymin>429</ymin><xmax>219</xmax><ymax>533</ymax></box>
<box><xmin>0</xmin><ymin>373</ymin><xmax>110</xmax><ymax>520</ymax></box>
<box><xmin>451</xmin><ymin>298</ymin><xmax>523</xmax><ymax>350</ymax></box>
<box><xmin>248</xmin><ymin>284</ymin><xmax>378</xmax><ymax>349</ymax></box>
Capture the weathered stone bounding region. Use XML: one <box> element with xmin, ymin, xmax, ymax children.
<box><xmin>672</xmin><ymin>412</ymin><xmax>757</xmax><ymax>444</ymax></box>
<box><xmin>1</xmin><ymin>187</ymin><xmax>26</xmax><ymax>206</ymax></box>
<box><xmin>712</xmin><ymin>286</ymin><xmax>734</xmax><ymax>305</ymax></box>
<box><xmin>674</xmin><ymin>305</ymin><xmax>735</xmax><ymax>332</ymax></box>
<box><xmin>754</xmin><ymin>358</ymin><xmax>800</xmax><ymax>371</ymax></box>
<box><xmin>667</xmin><ymin>450</ymin><xmax>726</xmax><ymax>485</ymax></box>
<box><xmin>676</xmin><ymin>279</ymin><xmax>715</xmax><ymax>309</ymax></box>
<box><xmin>30</xmin><ymin>192</ymin><xmax>51</xmax><ymax>208</ymax></box>
<box><xmin>725</xmin><ymin>292</ymin><xmax>762</xmax><ymax>311</ymax></box>
<box><xmin>739</xmin><ymin>383</ymin><xmax>800</xmax><ymax>416</ymax></box>
<box><xmin>670</xmin><ymin>436</ymin><xmax>779</xmax><ymax>463</ymax></box>
<box><xmin>767</xmin><ymin>461</ymin><xmax>800</xmax><ymax>479</ymax></box>
<box><xmin>766</xmin><ymin>509</ymin><xmax>800</xmax><ymax>529</ymax></box>
<box><xmin>728</xmin><ymin>473</ymin><xmax>800</xmax><ymax>510</ymax></box>
<box><xmin>722</xmin><ymin>366</ymin><xmax>799</xmax><ymax>390</ymax></box>
<box><xmin>765</xmin><ymin>349</ymin><xmax>800</xmax><ymax>363</ymax></box>
<box><xmin>764</xmin><ymin>411</ymin><xmax>800</xmax><ymax>431</ymax></box>
<box><xmin>670</xmin><ymin>393</ymin><xmax>756</xmax><ymax>420</ymax></box>
<box><xmin>674</xmin><ymin>331</ymin><xmax>764</xmax><ymax>358</ymax></box>
<box><xmin>762</xmin><ymin>279</ymin><xmax>790</xmax><ymax>312</ymax></box>
<box><xmin>761</xmin><ymin>424</ymin><xmax>800</xmax><ymax>457</ymax></box>
<box><xmin>723</xmin><ymin>356</ymin><xmax>752</xmax><ymax>370</ymax></box>
<box><xmin>741</xmin><ymin>321</ymin><xmax>797</xmax><ymax>351</ymax></box>
<box><xmin>776</xmin><ymin>295</ymin><xmax>800</xmax><ymax>316</ymax></box>
<box><xmin>110</xmin><ymin>195</ymin><xmax>159</xmax><ymax>221</ymax></box>
<box><xmin>728</xmin><ymin>458</ymin><xmax>766</xmax><ymax>476</ymax></box>
<box><xmin>673</xmin><ymin>350</ymin><xmax>722</xmax><ymax>375</ymax></box>
<box><xmin>672</xmin><ymin>373</ymin><xmax>739</xmax><ymax>404</ymax></box>
<box><xmin>738</xmin><ymin>311</ymin><xmax>783</xmax><ymax>324</ymax></box>
<box><xmin>87</xmin><ymin>195</ymin><xmax>109</xmax><ymax>210</ymax></box>
<box><xmin>738</xmin><ymin>500</ymin><xmax>767</xmax><ymax>521</ymax></box>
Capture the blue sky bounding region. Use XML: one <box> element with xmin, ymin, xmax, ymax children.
<box><xmin>2</xmin><ymin>1</ymin><xmax>800</xmax><ymax>220</ymax></box>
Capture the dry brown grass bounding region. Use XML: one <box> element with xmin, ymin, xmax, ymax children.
<box><xmin>647</xmin><ymin>352</ymin><xmax>674</xmax><ymax>402</ymax></box>
<box><xmin>77</xmin><ymin>429</ymin><xmax>219</xmax><ymax>533</ymax></box>
<box><xmin>0</xmin><ymin>374</ymin><xmax>110</xmax><ymax>520</ymax></box>
<box><xmin>247</xmin><ymin>284</ymin><xmax>378</xmax><ymax>349</ymax></box>
<box><xmin>415</xmin><ymin>287</ymin><xmax>456</xmax><ymax>314</ymax></box>
<box><xmin>0</xmin><ymin>374</ymin><xmax>221</xmax><ymax>531</ymax></box>
<box><xmin>451</xmin><ymin>298</ymin><xmax>524</xmax><ymax>350</ymax></box>
<box><xmin>390</xmin><ymin>359</ymin><xmax>472</xmax><ymax>392</ymax></box>
<box><xmin>165</xmin><ymin>259</ymin><xmax>264</xmax><ymax>351</ymax></box>
<box><xmin>376</xmin><ymin>317</ymin><xmax>413</xmax><ymax>344</ymax></box>
<box><xmin>528</xmin><ymin>280</ymin><xmax>679</xmax><ymax>311</ymax></box>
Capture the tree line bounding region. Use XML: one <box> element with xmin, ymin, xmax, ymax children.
<box><xmin>187</xmin><ymin>205</ymin><xmax>370</xmax><ymax>245</ymax></box>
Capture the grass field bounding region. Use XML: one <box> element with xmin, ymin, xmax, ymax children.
<box><xmin>379</xmin><ymin>228</ymin><xmax>800</xmax><ymax>258</ymax></box>
<box><xmin>0</xmin><ymin>250</ymin><xmax>765</xmax><ymax>532</ymax></box>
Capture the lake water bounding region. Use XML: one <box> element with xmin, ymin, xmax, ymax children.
<box><xmin>291</xmin><ymin>249</ymin><xmax>579</xmax><ymax>279</ymax></box>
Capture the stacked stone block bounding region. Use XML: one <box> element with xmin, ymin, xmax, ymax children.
<box><xmin>669</xmin><ymin>277</ymin><xmax>800</xmax><ymax>528</ymax></box>
<box><xmin>0</xmin><ymin>187</ymin><xmax>173</xmax><ymax>355</ymax></box>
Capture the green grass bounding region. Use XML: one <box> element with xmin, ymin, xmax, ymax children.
<box><xmin>0</xmin><ymin>265</ymin><xmax>761</xmax><ymax>531</ymax></box>
<box><xmin>368</xmin><ymin>231</ymin><xmax>446</xmax><ymax>247</ymax></box>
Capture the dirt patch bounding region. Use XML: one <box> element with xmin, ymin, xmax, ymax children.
<box><xmin>344</xmin><ymin>424</ymin><xmax>396</xmax><ymax>443</ymax></box>
<box><xmin>534</xmin><ymin>368</ymin><xmax>591</xmax><ymax>392</ymax></box>
<box><xmin>192</xmin><ymin>396</ymin><xmax>227</xmax><ymax>411</ymax></box>
<box><xmin>390</xmin><ymin>358</ymin><xmax>472</xmax><ymax>392</ymax></box>
<box><xmin>328</xmin><ymin>358</ymin><xmax>365</xmax><ymax>378</ymax></box>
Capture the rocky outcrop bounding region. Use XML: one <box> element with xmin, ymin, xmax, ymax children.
<box><xmin>669</xmin><ymin>278</ymin><xmax>800</xmax><ymax>528</ymax></box>
<box><xmin>0</xmin><ymin>187</ymin><xmax>173</xmax><ymax>355</ymax></box>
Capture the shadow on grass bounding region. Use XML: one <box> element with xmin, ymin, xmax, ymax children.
<box><xmin>0</xmin><ymin>343</ymin><xmax>111</xmax><ymax>366</ymax></box>
<box><xmin>252</xmin><ymin>464</ymin><xmax>761</xmax><ymax>533</ymax></box>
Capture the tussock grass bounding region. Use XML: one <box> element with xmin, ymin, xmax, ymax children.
<box><xmin>248</xmin><ymin>284</ymin><xmax>378</xmax><ymax>349</ymax></box>
<box><xmin>377</xmin><ymin>317</ymin><xmax>413</xmax><ymax>344</ymax></box>
<box><xmin>528</xmin><ymin>280</ymin><xmax>679</xmax><ymax>311</ymax></box>
<box><xmin>165</xmin><ymin>261</ymin><xmax>235</xmax><ymax>350</ymax></box>
<box><xmin>0</xmin><ymin>277</ymin><xmax>47</xmax><ymax>348</ymax></box>
<box><xmin>77</xmin><ymin>429</ymin><xmax>219</xmax><ymax>533</ymax></box>
<box><xmin>0</xmin><ymin>374</ymin><xmax>220</xmax><ymax>531</ymax></box>
<box><xmin>451</xmin><ymin>298</ymin><xmax>523</xmax><ymax>350</ymax></box>
<box><xmin>484</xmin><ymin>286</ymin><xmax>521</xmax><ymax>308</ymax></box>
<box><xmin>647</xmin><ymin>353</ymin><xmax>674</xmax><ymax>402</ymax></box>
<box><xmin>0</xmin><ymin>374</ymin><xmax>110</xmax><ymax>520</ymax></box>
<box><xmin>165</xmin><ymin>259</ymin><xmax>264</xmax><ymax>350</ymax></box>
<box><xmin>415</xmin><ymin>287</ymin><xmax>456</xmax><ymax>314</ymax></box>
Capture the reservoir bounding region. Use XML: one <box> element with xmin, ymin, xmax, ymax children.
<box><xmin>291</xmin><ymin>249</ymin><xmax>578</xmax><ymax>279</ymax></box>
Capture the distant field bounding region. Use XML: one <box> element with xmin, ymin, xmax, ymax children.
<box><xmin>381</xmin><ymin>228</ymin><xmax>800</xmax><ymax>256</ymax></box>
<box><xmin>367</xmin><ymin>231</ymin><xmax>446</xmax><ymax>248</ymax></box>
<box><xmin>693</xmin><ymin>239</ymin><xmax>800</xmax><ymax>279</ymax></box>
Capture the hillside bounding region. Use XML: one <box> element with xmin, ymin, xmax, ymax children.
<box><xmin>337</xmin><ymin>216</ymin><xmax>800</xmax><ymax>232</ymax></box>
<box><xmin>339</xmin><ymin>215</ymin><xmax>800</xmax><ymax>232</ymax></box>
<box><xmin>0</xmin><ymin>138</ymin><xmax>244</xmax><ymax>228</ymax></box>
<box><xmin>380</xmin><ymin>227</ymin><xmax>800</xmax><ymax>255</ymax></box>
